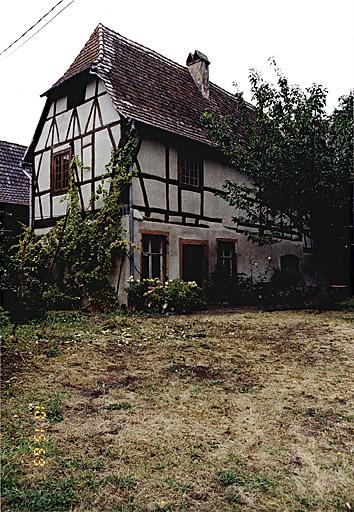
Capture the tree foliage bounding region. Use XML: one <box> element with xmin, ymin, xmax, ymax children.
<box><xmin>203</xmin><ymin>62</ymin><xmax>353</xmax><ymax>250</ymax></box>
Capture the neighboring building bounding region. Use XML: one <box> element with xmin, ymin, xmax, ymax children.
<box><xmin>24</xmin><ymin>24</ymin><xmax>313</xmax><ymax>300</ymax></box>
<box><xmin>0</xmin><ymin>140</ymin><xmax>30</xmax><ymax>235</ymax></box>
<box><xmin>0</xmin><ymin>140</ymin><xmax>30</xmax><ymax>311</ymax></box>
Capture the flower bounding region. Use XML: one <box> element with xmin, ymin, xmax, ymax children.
<box><xmin>267</xmin><ymin>256</ymin><xmax>271</xmax><ymax>261</ymax></box>
<box><xmin>127</xmin><ymin>275</ymin><xmax>135</xmax><ymax>283</ymax></box>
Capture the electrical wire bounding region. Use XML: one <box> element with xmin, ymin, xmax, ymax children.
<box><xmin>0</xmin><ymin>0</ymin><xmax>77</xmax><ymax>59</ymax></box>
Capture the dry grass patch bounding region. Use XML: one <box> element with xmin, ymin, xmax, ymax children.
<box><xmin>1</xmin><ymin>310</ymin><xmax>353</xmax><ymax>511</ymax></box>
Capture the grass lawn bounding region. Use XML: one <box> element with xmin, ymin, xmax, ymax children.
<box><xmin>1</xmin><ymin>309</ymin><xmax>353</xmax><ymax>511</ymax></box>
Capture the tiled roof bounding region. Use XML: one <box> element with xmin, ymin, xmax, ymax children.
<box><xmin>46</xmin><ymin>24</ymin><xmax>245</xmax><ymax>146</ymax></box>
<box><xmin>0</xmin><ymin>140</ymin><xmax>29</xmax><ymax>205</ymax></box>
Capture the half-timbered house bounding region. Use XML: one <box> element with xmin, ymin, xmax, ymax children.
<box><xmin>25</xmin><ymin>24</ymin><xmax>313</xmax><ymax>299</ymax></box>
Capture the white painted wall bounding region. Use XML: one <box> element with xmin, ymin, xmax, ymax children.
<box><xmin>33</xmin><ymin>77</ymin><xmax>120</xmax><ymax>224</ymax></box>
<box><xmin>129</xmin><ymin>134</ymin><xmax>311</xmax><ymax>293</ymax></box>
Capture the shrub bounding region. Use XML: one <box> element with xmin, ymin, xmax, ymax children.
<box><xmin>86</xmin><ymin>281</ymin><xmax>119</xmax><ymax>312</ymax></box>
<box><xmin>270</xmin><ymin>269</ymin><xmax>304</xmax><ymax>305</ymax></box>
<box><xmin>126</xmin><ymin>278</ymin><xmax>203</xmax><ymax>313</ymax></box>
<box><xmin>0</xmin><ymin>306</ymin><xmax>11</xmax><ymax>328</ymax></box>
<box><xmin>42</xmin><ymin>285</ymin><xmax>80</xmax><ymax>311</ymax></box>
<box><xmin>125</xmin><ymin>278</ymin><xmax>156</xmax><ymax>311</ymax></box>
<box><xmin>208</xmin><ymin>271</ymin><xmax>262</xmax><ymax>306</ymax></box>
<box><xmin>165</xmin><ymin>279</ymin><xmax>203</xmax><ymax>313</ymax></box>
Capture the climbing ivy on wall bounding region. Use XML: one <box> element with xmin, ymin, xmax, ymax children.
<box><xmin>3</xmin><ymin>124</ymin><xmax>140</xmax><ymax>319</ymax></box>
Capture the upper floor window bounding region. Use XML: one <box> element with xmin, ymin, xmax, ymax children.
<box><xmin>67</xmin><ymin>81</ymin><xmax>86</xmax><ymax>110</ymax></box>
<box><xmin>142</xmin><ymin>234</ymin><xmax>166</xmax><ymax>280</ymax></box>
<box><xmin>51</xmin><ymin>150</ymin><xmax>71</xmax><ymax>194</ymax></box>
<box><xmin>179</xmin><ymin>151</ymin><xmax>202</xmax><ymax>189</ymax></box>
<box><xmin>217</xmin><ymin>240</ymin><xmax>237</xmax><ymax>276</ymax></box>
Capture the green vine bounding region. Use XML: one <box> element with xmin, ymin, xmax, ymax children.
<box><xmin>4</xmin><ymin>130</ymin><xmax>140</xmax><ymax>318</ymax></box>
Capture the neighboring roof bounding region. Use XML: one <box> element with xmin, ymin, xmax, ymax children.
<box><xmin>45</xmin><ymin>24</ymin><xmax>245</xmax><ymax>146</ymax></box>
<box><xmin>0</xmin><ymin>141</ymin><xmax>29</xmax><ymax>205</ymax></box>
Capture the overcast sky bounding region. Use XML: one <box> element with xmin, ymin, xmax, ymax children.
<box><xmin>0</xmin><ymin>0</ymin><xmax>353</xmax><ymax>146</ymax></box>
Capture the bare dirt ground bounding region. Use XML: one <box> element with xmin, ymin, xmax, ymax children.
<box><xmin>1</xmin><ymin>309</ymin><xmax>353</xmax><ymax>511</ymax></box>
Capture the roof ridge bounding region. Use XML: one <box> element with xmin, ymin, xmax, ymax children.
<box><xmin>99</xmin><ymin>24</ymin><xmax>254</xmax><ymax>110</ymax></box>
<box><xmin>93</xmin><ymin>23</ymin><xmax>105</xmax><ymax>67</ymax></box>
<box><xmin>0</xmin><ymin>140</ymin><xmax>27</xmax><ymax>148</ymax></box>
<box><xmin>98</xmin><ymin>24</ymin><xmax>188</xmax><ymax>73</ymax></box>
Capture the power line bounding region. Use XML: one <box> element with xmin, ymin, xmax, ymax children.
<box><xmin>0</xmin><ymin>0</ymin><xmax>76</xmax><ymax>58</ymax></box>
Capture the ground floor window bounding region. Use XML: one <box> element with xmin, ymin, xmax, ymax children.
<box><xmin>142</xmin><ymin>234</ymin><xmax>166</xmax><ymax>280</ymax></box>
<box><xmin>280</xmin><ymin>254</ymin><xmax>299</xmax><ymax>272</ymax></box>
<box><xmin>217</xmin><ymin>241</ymin><xmax>237</xmax><ymax>276</ymax></box>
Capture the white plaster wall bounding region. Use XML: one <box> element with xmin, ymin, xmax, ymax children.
<box><xmin>53</xmin><ymin>195</ymin><xmax>68</xmax><ymax>217</ymax></box>
<box><xmin>169</xmin><ymin>147</ymin><xmax>178</xmax><ymax>180</ymax></box>
<box><xmin>74</xmin><ymin>139</ymin><xmax>81</xmax><ymax>157</ymax></box>
<box><xmin>82</xmin><ymin>145</ymin><xmax>92</xmax><ymax>170</ymax></box>
<box><xmin>56</xmin><ymin>96</ymin><xmax>67</xmax><ymax>114</ymax></box>
<box><xmin>47</xmin><ymin>102</ymin><xmax>54</xmax><ymax>118</ymax></box>
<box><xmin>132</xmin><ymin>176</ymin><xmax>144</xmax><ymax>208</ymax></box>
<box><xmin>35</xmin><ymin>152</ymin><xmax>51</xmax><ymax>191</ymax></box>
<box><xmin>56</xmin><ymin>110</ymin><xmax>71</xmax><ymax>141</ymax></box>
<box><xmin>138</xmin><ymin>139</ymin><xmax>165</xmax><ymax>178</ymax></box>
<box><xmin>181</xmin><ymin>189</ymin><xmax>200</xmax><ymax>215</ymax></box>
<box><xmin>36</xmin><ymin>120</ymin><xmax>51</xmax><ymax>151</ymax></box>
<box><xmin>97</xmin><ymin>80</ymin><xmax>105</xmax><ymax>94</ymax></box>
<box><xmin>34</xmin><ymin>197</ymin><xmax>41</xmax><ymax>219</ymax></box>
<box><xmin>85</xmin><ymin>79</ymin><xmax>97</xmax><ymax>100</ymax></box>
<box><xmin>111</xmin><ymin>124</ymin><xmax>121</xmax><ymax>146</ymax></box>
<box><xmin>41</xmin><ymin>194</ymin><xmax>50</xmax><ymax>219</ymax></box>
<box><xmin>76</xmin><ymin>100</ymin><xmax>93</xmax><ymax>133</ymax></box>
<box><xmin>98</xmin><ymin>94</ymin><xmax>120</xmax><ymax>126</ymax></box>
<box><xmin>204</xmin><ymin>158</ymin><xmax>245</xmax><ymax>189</ymax></box>
<box><xmin>94</xmin><ymin>130</ymin><xmax>113</xmax><ymax>177</ymax></box>
<box><xmin>144</xmin><ymin>179</ymin><xmax>166</xmax><ymax>210</ymax></box>
<box><xmin>81</xmin><ymin>183</ymin><xmax>92</xmax><ymax>206</ymax></box>
<box><xmin>169</xmin><ymin>184</ymin><xmax>178</xmax><ymax>212</ymax></box>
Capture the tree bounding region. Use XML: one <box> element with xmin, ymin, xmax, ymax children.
<box><xmin>203</xmin><ymin>62</ymin><xmax>353</xmax><ymax>298</ymax></box>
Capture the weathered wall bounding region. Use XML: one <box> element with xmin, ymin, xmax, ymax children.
<box><xmin>127</xmin><ymin>134</ymin><xmax>311</xmax><ymax>299</ymax></box>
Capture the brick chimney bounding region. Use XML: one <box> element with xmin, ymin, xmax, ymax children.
<box><xmin>186</xmin><ymin>50</ymin><xmax>210</xmax><ymax>99</ymax></box>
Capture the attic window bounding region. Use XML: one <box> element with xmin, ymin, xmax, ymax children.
<box><xmin>51</xmin><ymin>150</ymin><xmax>71</xmax><ymax>194</ymax></box>
<box><xmin>67</xmin><ymin>81</ymin><xmax>86</xmax><ymax>110</ymax></box>
<box><xmin>179</xmin><ymin>151</ymin><xmax>202</xmax><ymax>189</ymax></box>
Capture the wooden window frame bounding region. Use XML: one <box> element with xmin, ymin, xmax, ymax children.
<box><xmin>179</xmin><ymin>238</ymin><xmax>209</xmax><ymax>288</ymax></box>
<box><xmin>140</xmin><ymin>230</ymin><xmax>169</xmax><ymax>281</ymax></box>
<box><xmin>51</xmin><ymin>149</ymin><xmax>72</xmax><ymax>195</ymax></box>
<box><xmin>178</xmin><ymin>149</ymin><xmax>203</xmax><ymax>191</ymax></box>
<box><xmin>216</xmin><ymin>238</ymin><xmax>238</xmax><ymax>277</ymax></box>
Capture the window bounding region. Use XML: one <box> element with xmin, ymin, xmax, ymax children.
<box><xmin>142</xmin><ymin>234</ymin><xmax>166</xmax><ymax>280</ymax></box>
<box><xmin>51</xmin><ymin>150</ymin><xmax>71</xmax><ymax>194</ymax></box>
<box><xmin>67</xmin><ymin>82</ymin><xmax>86</xmax><ymax>110</ymax></box>
<box><xmin>217</xmin><ymin>241</ymin><xmax>237</xmax><ymax>276</ymax></box>
<box><xmin>280</xmin><ymin>254</ymin><xmax>299</xmax><ymax>272</ymax></box>
<box><xmin>179</xmin><ymin>152</ymin><xmax>202</xmax><ymax>188</ymax></box>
